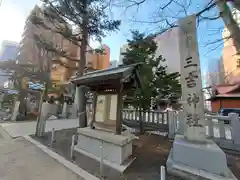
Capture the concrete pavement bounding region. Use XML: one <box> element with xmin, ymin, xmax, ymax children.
<box><xmin>0</xmin><ymin>118</ymin><xmax>79</xmax><ymax>138</ymax></box>
<box><xmin>0</xmin><ymin>119</ymin><xmax>100</xmax><ymax>180</ymax></box>
<box><xmin>0</xmin><ymin>137</ymin><xmax>84</xmax><ymax>180</ymax></box>
<box><xmin>0</xmin><ymin>119</ymin><xmax>101</xmax><ymax>180</ymax></box>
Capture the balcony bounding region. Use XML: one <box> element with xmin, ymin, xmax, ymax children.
<box><xmin>51</xmin><ymin>66</ymin><xmax>73</xmax><ymax>83</ymax></box>
<box><xmin>86</xmin><ymin>61</ymin><xmax>94</xmax><ymax>69</ymax></box>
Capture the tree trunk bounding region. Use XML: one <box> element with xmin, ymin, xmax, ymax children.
<box><xmin>35</xmin><ymin>92</ymin><xmax>44</xmax><ymax>136</ymax></box>
<box><xmin>77</xmin><ymin>0</ymin><xmax>89</xmax><ymax>128</ymax></box>
<box><xmin>18</xmin><ymin>76</ymin><xmax>29</xmax><ymax>117</ymax></box>
<box><xmin>217</xmin><ymin>1</ymin><xmax>240</xmax><ymax>53</ymax></box>
<box><xmin>78</xmin><ymin>86</ymin><xmax>87</xmax><ymax>127</ymax></box>
<box><xmin>18</xmin><ymin>89</ymin><xmax>25</xmax><ymax>115</ymax></box>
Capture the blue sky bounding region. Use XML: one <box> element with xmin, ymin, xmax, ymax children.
<box><xmin>0</xmin><ymin>0</ymin><xmax>225</xmax><ymax>72</ymax></box>
<box><xmin>101</xmin><ymin>0</ymin><xmax>225</xmax><ymax>72</ymax></box>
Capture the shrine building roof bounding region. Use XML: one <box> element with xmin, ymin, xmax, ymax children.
<box><xmin>71</xmin><ymin>63</ymin><xmax>141</xmax><ymax>89</ymax></box>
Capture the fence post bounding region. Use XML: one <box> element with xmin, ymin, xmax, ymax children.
<box><xmin>178</xmin><ymin>111</ymin><xmax>185</xmax><ymax>135</ymax></box>
<box><xmin>50</xmin><ymin>128</ymin><xmax>55</xmax><ymax>147</ymax></box>
<box><xmin>139</xmin><ymin>110</ymin><xmax>144</xmax><ymax>134</ymax></box>
<box><xmin>218</xmin><ymin>120</ymin><xmax>226</xmax><ymax>139</ymax></box>
<box><xmin>62</xmin><ymin>101</ymin><xmax>68</xmax><ymax>118</ymax></box>
<box><xmin>160</xmin><ymin>166</ymin><xmax>166</xmax><ymax>180</ymax></box>
<box><xmin>207</xmin><ymin>118</ymin><xmax>214</xmax><ymax>138</ymax></box>
<box><xmin>168</xmin><ymin>110</ymin><xmax>175</xmax><ymax>139</ymax></box>
<box><xmin>70</xmin><ymin>134</ymin><xmax>76</xmax><ymax>159</ymax></box>
<box><xmin>229</xmin><ymin>113</ymin><xmax>240</xmax><ymax>145</ymax></box>
<box><xmin>100</xmin><ymin>141</ymin><xmax>104</xmax><ymax>177</ymax></box>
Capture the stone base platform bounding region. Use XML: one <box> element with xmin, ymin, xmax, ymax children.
<box><xmin>167</xmin><ymin>135</ymin><xmax>237</xmax><ymax>180</ymax></box>
<box><xmin>74</xmin><ymin>128</ymin><xmax>136</xmax><ymax>172</ymax></box>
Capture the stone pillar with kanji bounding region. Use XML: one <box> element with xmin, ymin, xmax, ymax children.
<box><xmin>179</xmin><ymin>15</ymin><xmax>206</xmax><ymax>142</ymax></box>
<box><xmin>166</xmin><ymin>15</ymin><xmax>237</xmax><ymax>180</ymax></box>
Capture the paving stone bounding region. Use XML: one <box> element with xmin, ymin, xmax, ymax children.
<box><xmin>0</xmin><ymin>137</ymin><xmax>84</xmax><ymax>180</ymax></box>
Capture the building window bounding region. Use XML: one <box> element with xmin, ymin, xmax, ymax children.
<box><xmin>237</xmin><ymin>58</ymin><xmax>240</xmax><ymax>68</ymax></box>
<box><xmin>52</xmin><ymin>64</ymin><xmax>57</xmax><ymax>70</ymax></box>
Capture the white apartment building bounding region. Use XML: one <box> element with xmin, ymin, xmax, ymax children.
<box><xmin>119</xmin><ymin>27</ymin><xmax>181</xmax><ymax>73</ymax></box>
<box><xmin>119</xmin><ymin>44</ymin><xmax>129</xmax><ymax>65</ymax></box>
<box><xmin>110</xmin><ymin>60</ymin><xmax>118</xmax><ymax>68</ymax></box>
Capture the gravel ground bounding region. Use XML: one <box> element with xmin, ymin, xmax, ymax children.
<box><xmin>31</xmin><ymin>129</ymin><xmax>240</xmax><ymax>180</ymax></box>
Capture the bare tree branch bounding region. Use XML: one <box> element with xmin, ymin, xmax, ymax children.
<box><xmin>199</xmin><ymin>14</ymin><xmax>221</xmax><ymax>21</ymax></box>
<box><xmin>110</xmin><ymin>0</ymin><xmax>240</xmax><ymax>57</ymax></box>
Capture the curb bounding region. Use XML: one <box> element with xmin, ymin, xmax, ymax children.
<box><xmin>0</xmin><ymin>125</ymin><xmax>12</xmax><ymax>140</ymax></box>
<box><xmin>24</xmin><ymin>135</ymin><xmax>100</xmax><ymax>180</ymax></box>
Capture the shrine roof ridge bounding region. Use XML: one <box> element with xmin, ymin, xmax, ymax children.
<box><xmin>71</xmin><ymin>63</ymin><xmax>142</xmax><ymax>85</ymax></box>
<box><xmin>85</xmin><ymin>63</ymin><xmax>142</xmax><ymax>75</ymax></box>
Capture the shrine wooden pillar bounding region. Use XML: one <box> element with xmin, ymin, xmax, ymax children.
<box><xmin>90</xmin><ymin>91</ymin><xmax>97</xmax><ymax>129</ymax></box>
<box><xmin>116</xmin><ymin>84</ymin><xmax>124</xmax><ymax>135</ymax></box>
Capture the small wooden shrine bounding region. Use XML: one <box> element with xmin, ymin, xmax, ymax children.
<box><xmin>71</xmin><ymin>63</ymin><xmax>142</xmax><ymax>135</ymax></box>
<box><xmin>71</xmin><ymin>63</ymin><xmax>142</xmax><ymax>168</ymax></box>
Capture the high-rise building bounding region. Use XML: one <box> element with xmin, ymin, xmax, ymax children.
<box><xmin>0</xmin><ymin>41</ymin><xmax>18</xmax><ymax>61</ymax></box>
<box><xmin>86</xmin><ymin>44</ymin><xmax>110</xmax><ymax>71</ymax></box>
<box><xmin>204</xmin><ymin>57</ymin><xmax>225</xmax><ymax>87</ymax></box>
<box><xmin>18</xmin><ymin>6</ymin><xmax>51</xmax><ymax>65</ymax></box>
<box><xmin>19</xmin><ymin>5</ymin><xmax>110</xmax><ymax>87</ymax></box>
<box><xmin>154</xmin><ymin>27</ymin><xmax>181</xmax><ymax>73</ymax></box>
<box><xmin>222</xmin><ymin>8</ymin><xmax>240</xmax><ymax>83</ymax></box>
<box><xmin>110</xmin><ymin>60</ymin><xmax>118</xmax><ymax>68</ymax></box>
<box><xmin>18</xmin><ymin>5</ymin><xmax>75</xmax><ymax>88</ymax></box>
<box><xmin>203</xmin><ymin>57</ymin><xmax>227</xmax><ymax>111</ymax></box>
<box><xmin>0</xmin><ymin>41</ymin><xmax>18</xmax><ymax>87</ymax></box>
<box><xmin>119</xmin><ymin>44</ymin><xmax>128</xmax><ymax>65</ymax></box>
<box><xmin>119</xmin><ymin>27</ymin><xmax>181</xmax><ymax>73</ymax></box>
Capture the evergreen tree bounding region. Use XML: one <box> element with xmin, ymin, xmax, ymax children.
<box><xmin>122</xmin><ymin>31</ymin><xmax>181</xmax><ymax>110</ymax></box>
<box><xmin>30</xmin><ymin>0</ymin><xmax>121</xmax><ymax>127</ymax></box>
<box><xmin>0</xmin><ymin>60</ymin><xmax>49</xmax><ymax>115</ymax></box>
